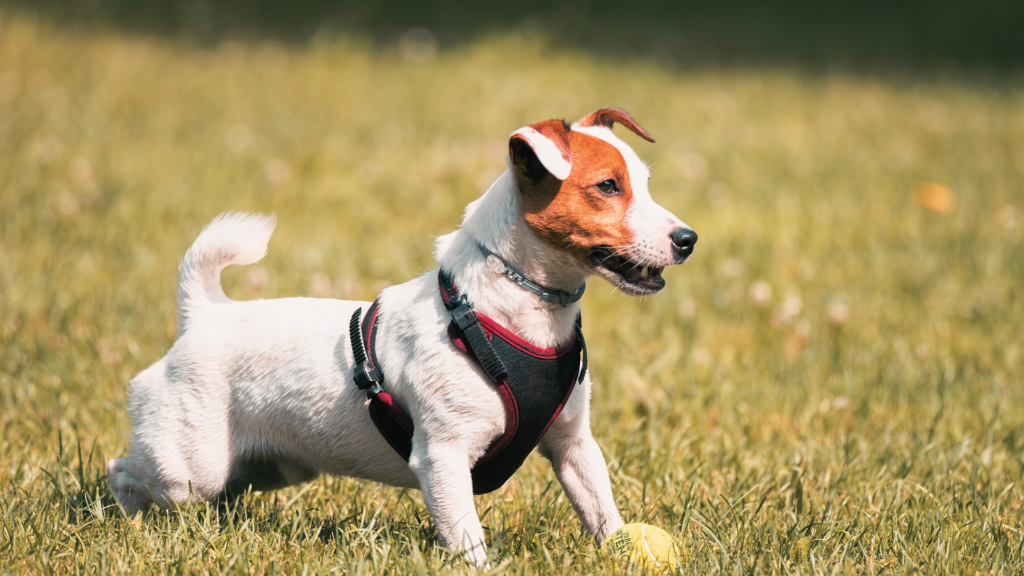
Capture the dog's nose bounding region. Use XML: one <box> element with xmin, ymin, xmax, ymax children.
<box><xmin>670</xmin><ymin>228</ymin><xmax>698</xmax><ymax>260</ymax></box>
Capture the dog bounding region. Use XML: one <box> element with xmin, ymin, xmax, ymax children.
<box><xmin>107</xmin><ymin>108</ymin><xmax>697</xmax><ymax>565</ymax></box>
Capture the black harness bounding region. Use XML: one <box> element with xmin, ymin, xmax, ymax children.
<box><xmin>349</xmin><ymin>269</ymin><xmax>588</xmax><ymax>494</ymax></box>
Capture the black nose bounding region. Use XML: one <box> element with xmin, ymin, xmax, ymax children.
<box><xmin>670</xmin><ymin>228</ymin><xmax>698</xmax><ymax>260</ymax></box>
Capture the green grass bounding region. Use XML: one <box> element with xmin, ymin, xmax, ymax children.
<box><xmin>2</xmin><ymin>7</ymin><xmax>1024</xmax><ymax>574</ymax></box>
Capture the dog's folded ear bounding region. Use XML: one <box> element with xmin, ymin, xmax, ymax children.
<box><xmin>509</xmin><ymin>120</ymin><xmax>572</xmax><ymax>182</ymax></box>
<box><xmin>576</xmin><ymin>108</ymin><xmax>655</xmax><ymax>143</ymax></box>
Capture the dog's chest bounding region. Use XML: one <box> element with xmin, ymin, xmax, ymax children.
<box><xmin>353</xmin><ymin>275</ymin><xmax>585</xmax><ymax>494</ymax></box>
<box><xmin>445</xmin><ymin>313</ymin><xmax>583</xmax><ymax>494</ymax></box>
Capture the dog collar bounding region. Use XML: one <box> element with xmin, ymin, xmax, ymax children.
<box><xmin>481</xmin><ymin>249</ymin><xmax>585</xmax><ymax>308</ymax></box>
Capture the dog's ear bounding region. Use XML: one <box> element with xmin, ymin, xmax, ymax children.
<box><xmin>509</xmin><ymin>120</ymin><xmax>572</xmax><ymax>182</ymax></box>
<box><xmin>576</xmin><ymin>108</ymin><xmax>655</xmax><ymax>143</ymax></box>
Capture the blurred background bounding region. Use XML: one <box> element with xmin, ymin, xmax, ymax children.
<box><xmin>1</xmin><ymin>0</ymin><xmax>1022</xmax><ymax>573</ymax></box>
<box><xmin>7</xmin><ymin>0</ymin><xmax>1024</xmax><ymax>72</ymax></box>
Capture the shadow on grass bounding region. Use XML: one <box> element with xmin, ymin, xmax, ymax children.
<box><xmin>3</xmin><ymin>0</ymin><xmax>1023</xmax><ymax>76</ymax></box>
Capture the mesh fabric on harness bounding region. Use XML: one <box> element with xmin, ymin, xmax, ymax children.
<box><xmin>349</xmin><ymin>269</ymin><xmax>588</xmax><ymax>495</ymax></box>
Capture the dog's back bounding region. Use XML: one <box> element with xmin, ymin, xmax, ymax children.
<box><xmin>109</xmin><ymin>219</ymin><xmax>419</xmax><ymax>513</ymax></box>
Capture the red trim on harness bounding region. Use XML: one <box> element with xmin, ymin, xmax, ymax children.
<box><xmin>447</xmin><ymin>323</ymin><xmax>469</xmax><ymax>353</ymax></box>
<box><xmin>444</xmin><ymin>322</ymin><xmax>520</xmax><ymax>464</ymax></box>
<box><xmin>477</xmin><ymin>383</ymin><xmax>519</xmax><ymax>464</ymax></box>
<box><xmin>446</xmin><ymin>313</ymin><xmax>576</xmax><ymax>360</ymax></box>
<box><xmin>477</xmin><ymin>313</ymin><xmax>576</xmax><ymax>359</ymax></box>
<box><xmin>368</xmin><ymin>391</ymin><xmax>414</xmax><ymax>459</ymax></box>
<box><xmin>363</xmin><ymin>304</ymin><xmax>383</xmax><ymax>372</ymax></box>
<box><xmin>375</xmin><ymin>391</ymin><xmax>413</xmax><ymax>433</ymax></box>
<box><xmin>533</xmin><ymin>367</ymin><xmax>579</xmax><ymax>450</ymax></box>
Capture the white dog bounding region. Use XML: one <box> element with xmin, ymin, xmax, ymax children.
<box><xmin>107</xmin><ymin>109</ymin><xmax>697</xmax><ymax>565</ymax></box>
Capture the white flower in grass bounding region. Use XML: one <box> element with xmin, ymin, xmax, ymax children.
<box><xmin>827</xmin><ymin>299</ymin><xmax>850</xmax><ymax>325</ymax></box>
<box><xmin>748</xmin><ymin>280</ymin><xmax>772</xmax><ymax>306</ymax></box>
<box><xmin>265</xmin><ymin>158</ymin><xmax>292</xmax><ymax>186</ymax></box>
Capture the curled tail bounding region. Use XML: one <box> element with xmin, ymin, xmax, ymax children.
<box><xmin>176</xmin><ymin>212</ymin><xmax>276</xmax><ymax>334</ymax></box>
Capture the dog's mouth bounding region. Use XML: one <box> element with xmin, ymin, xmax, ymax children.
<box><xmin>589</xmin><ymin>247</ymin><xmax>666</xmax><ymax>296</ymax></box>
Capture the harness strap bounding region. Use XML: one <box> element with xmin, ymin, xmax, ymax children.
<box><xmin>349</xmin><ymin>300</ymin><xmax>414</xmax><ymax>459</ymax></box>
<box><xmin>439</xmin><ymin>270</ymin><xmax>509</xmax><ymax>385</ymax></box>
<box><xmin>440</xmin><ymin>269</ymin><xmax>587</xmax><ymax>387</ymax></box>
<box><xmin>576</xmin><ymin>316</ymin><xmax>588</xmax><ymax>387</ymax></box>
<box><xmin>349</xmin><ymin>307</ymin><xmax>381</xmax><ymax>393</ymax></box>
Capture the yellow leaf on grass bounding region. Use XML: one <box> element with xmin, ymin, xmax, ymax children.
<box><xmin>914</xmin><ymin>182</ymin><xmax>956</xmax><ymax>214</ymax></box>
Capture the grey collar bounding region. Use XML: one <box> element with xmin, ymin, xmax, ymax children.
<box><xmin>481</xmin><ymin>250</ymin><xmax>586</xmax><ymax>308</ymax></box>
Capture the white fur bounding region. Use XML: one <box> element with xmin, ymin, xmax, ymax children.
<box><xmin>108</xmin><ymin>120</ymin><xmax>686</xmax><ymax>566</ymax></box>
<box><xmin>176</xmin><ymin>212</ymin><xmax>277</xmax><ymax>334</ymax></box>
<box><xmin>510</xmin><ymin>126</ymin><xmax>572</xmax><ymax>180</ymax></box>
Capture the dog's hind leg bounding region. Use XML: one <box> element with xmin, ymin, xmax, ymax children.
<box><xmin>110</xmin><ymin>369</ymin><xmax>236</xmax><ymax>511</ymax></box>
<box><xmin>107</xmin><ymin>457</ymin><xmax>153</xmax><ymax>516</ymax></box>
<box><xmin>108</xmin><ymin>432</ymin><xmax>233</xmax><ymax>513</ymax></box>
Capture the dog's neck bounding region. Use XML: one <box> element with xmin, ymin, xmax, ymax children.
<box><xmin>435</xmin><ymin>168</ymin><xmax>589</xmax><ymax>349</ymax></box>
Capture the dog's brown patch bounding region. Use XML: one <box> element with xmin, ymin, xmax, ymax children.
<box><xmin>577</xmin><ymin>108</ymin><xmax>655</xmax><ymax>143</ymax></box>
<box><xmin>516</xmin><ymin>130</ymin><xmax>635</xmax><ymax>264</ymax></box>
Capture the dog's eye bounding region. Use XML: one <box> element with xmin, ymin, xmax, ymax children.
<box><xmin>595</xmin><ymin>180</ymin><xmax>619</xmax><ymax>195</ymax></box>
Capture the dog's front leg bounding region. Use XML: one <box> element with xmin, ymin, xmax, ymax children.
<box><xmin>409</xmin><ymin>443</ymin><xmax>489</xmax><ymax>566</ymax></box>
<box><xmin>538</xmin><ymin>376</ymin><xmax>624</xmax><ymax>545</ymax></box>
<box><xmin>542</xmin><ymin>432</ymin><xmax>624</xmax><ymax>544</ymax></box>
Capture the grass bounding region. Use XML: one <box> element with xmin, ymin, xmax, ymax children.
<box><xmin>1</xmin><ymin>6</ymin><xmax>1024</xmax><ymax>574</ymax></box>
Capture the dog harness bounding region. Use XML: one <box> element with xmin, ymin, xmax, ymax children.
<box><xmin>349</xmin><ymin>269</ymin><xmax>587</xmax><ymax>494</ymax></box>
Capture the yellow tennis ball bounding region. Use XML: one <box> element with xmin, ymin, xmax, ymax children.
<box><xmin>604</xmin><ymin>523</ymin><xmax>680</xmax><ymax>571</ymax></box>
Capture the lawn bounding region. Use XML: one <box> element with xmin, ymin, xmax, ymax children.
<box><xmin>1</xmin><ymin>6</ymin><xmax>1023</xmax><ymax>574</ymax></box>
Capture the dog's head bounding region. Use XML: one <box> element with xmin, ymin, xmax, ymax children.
<box><xmin>509</xmin><ymin>109</ymin><xmax>697</xmax><ymax>296</ymax></box>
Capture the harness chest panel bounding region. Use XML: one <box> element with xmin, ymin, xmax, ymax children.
<box><xmin>351</xmin><ymin>270</ymin><xmax>586</xmax><ymax>495</ymax></box>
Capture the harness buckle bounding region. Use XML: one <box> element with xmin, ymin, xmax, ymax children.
<box><xmin>449</xmin><ymin>301</ymin><xmax>480</xmax><ymax>332</ymax></box>
<box><xmin>353</xmin><ymin>361</ymin><xmax>381</xmax><ymax>391</ymax></box>
<box><xmin>445</xmin><ymin>293</ymin><xmax>468</xmax><ymax>311</ymax></box>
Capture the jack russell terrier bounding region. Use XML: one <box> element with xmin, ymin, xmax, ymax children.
<box><xmin>107</xmin><ymin>108</ymin><xmax>697</xmax><ymax>565</ymax></box>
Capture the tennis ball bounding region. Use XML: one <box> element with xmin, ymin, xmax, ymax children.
<box><xmin>604</xmin><ymin>523</ymin><xmax>680</xmax><ymax>571</ymax></box>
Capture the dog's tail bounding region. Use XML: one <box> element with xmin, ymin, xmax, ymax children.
<box><xmin>176</xmin><ymin>212</ymin><xmax>276</xmax><ymax>334</ymax></box>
